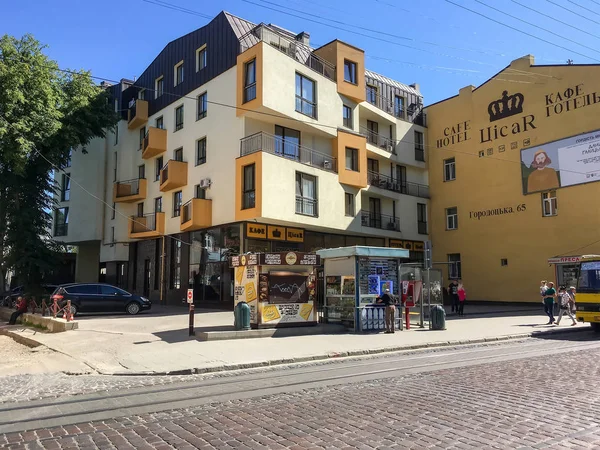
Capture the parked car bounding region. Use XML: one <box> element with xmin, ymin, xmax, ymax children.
<box><xmin>51</xmin><ymin>283</ymin><xmax>151</xmax><ymax>316</ymax></box>
<box><xmin>2</xmin><ymin>284</ymin><xmax>58</xmax><ymax>308</ymax></box>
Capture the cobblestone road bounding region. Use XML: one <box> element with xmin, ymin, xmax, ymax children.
<box><xmin>3</xmin><ymin>341</ymin><xmax>600</xmax><ymax>449</ymax></box>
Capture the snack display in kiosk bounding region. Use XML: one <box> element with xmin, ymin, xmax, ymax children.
<box><xmin>229</xmin><ymin>252</ymin><xmax>321</xmax><ymax>328</ymax></box>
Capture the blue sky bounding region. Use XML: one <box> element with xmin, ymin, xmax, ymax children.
<box><xmin>2</xmin><ymin>0</ymin><xmax>598</xmax><ymax>104</ymax></box>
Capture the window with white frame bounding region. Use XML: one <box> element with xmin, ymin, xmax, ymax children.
<box><xmin>174</xmin><ymin>61</ymin><xmax>184</xmax><ymax>86</ymax></box>
<box><xmin>542</xmin><ymin>190</ymin><xmax>557</xmax><ymax>217</ymax></box>
<box><xmin>446</xmin><ymin>207</ymin><xmax>458</xmax><ymax>230</ymax></box>
<box><xmin>448</xmin><ymin>253</ymin><xmax>461</xmax><ymax>279</ymax></box>
<box><xmin>444</xmin><ymin>157</ymin><xmax>456</xmax><ymax>181</ymax></box>
<box><xmin>196</xmin><ymin>46</ymin><xmax>207</xmax><ymax>72</ymax></box>
<box><xmin>295</xmin><ymin>172</ymin><xmax>318</xmax><ymax>217</ymax></box>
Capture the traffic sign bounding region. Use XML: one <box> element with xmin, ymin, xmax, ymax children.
<box><xmin>187</xmin><ymin>289</ymin><xmax>194</xmax><ymax>304</ymax></box>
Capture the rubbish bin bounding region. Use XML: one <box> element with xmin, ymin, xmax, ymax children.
<box><xmin>234</xmin><ymin>302</ymin><xmax>251</xmax><ymax>331</ymax></box>
<box><xmin>430</xmin><ymin>305</ymin><xmax>446</xmax><ymax>330</ymax></box>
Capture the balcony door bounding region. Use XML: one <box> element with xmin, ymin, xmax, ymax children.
<box><xmin>274</xmin><ymin>125</ymin><xmax>300</xmax><ymax>160</ymax></box>
<box><xmin>366</xmin><ymin>120</ymin><xmax>378</xmax><ymax>145</ymax></box>
<box><xmin>396</xmin><ymin>165</ymin><xmax>407</xmax><ymax>193</ymax></box>
<box><xmin>369</xmin><ymin>197</ymin><xmax>381</xmax><ymax>228</ymax></box>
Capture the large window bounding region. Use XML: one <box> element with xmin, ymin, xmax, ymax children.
<box><xmin>417</xmin><ymin>203</ymin><xmax>428</xmax><ymax>235</ymax></box>
<box><xmin>155</xmin><ymin>157</ymin><xmax>163</xmax><ymax>181</ymax></box>
<box><xmin>542</xmin><ymin>191</ymin><xmax>557</xmax><ymax>217</ymax></box>
<box><xmin>175</xmin><ymin>105</ymin><xmax>184</xmax><ymax>131</ymax></box>
<box><xmin>170</xmin><ymin>239</ymin><xmax>182</xmax><ymax>289</ymax></box>
<box><xmin>54</xmin><ymin>207</ymin><xmax>69</xmax><ymax>237</ymax></box>
<box><xmin>345</xmin><ymin>192</ymin><xmax>355</xmax><ymax>217</ymax></box>
<box><xmin>394</xmin><ymin>95</ymin><xmax>405</xmax><ymax>119</ymax></box>
<box><xmin>296</xmin><ymin>172</ymin><xmax>317</xmax><ymax>217</ymax></box>
<box><xmin>446</xmin><ymin>207</ymin><xmax>458</xmax><ymax>230</ymax></box>
<box><xmin>61</xmin><ymin>173</ymin><xmax>70</xmax><ymax>201</ymax></box>
<box><xmin>196</xmin><ymin>138</ymin><xmax>207</xmax><ymax>165</ymax></box>
<box><xmin>174</xmin><ymin>147</ymin><xmax>183</xmax><ymax>162</ymax></box>
<box><xmin>155</xmin><ymin>76</ymin><xmax>164</xmax><ymax>99</ymax></box>
<box><xmin>154</xmin><ymin>197</ymin><xmax>162</xmax><ymax>213</ymax></box>
<box><xmin>448</xmin><ymin>253</ymin><xmax>462</xmax><ymax>279</ymax></box>
<box><xmin>343</xmin><ymin>105</ymin><xmax>353</xmax><ymax>129</ymax></box>
<box><xmin>444</xmin><ymin>157</ymin><xmax>456</xmax><ymax>181</ymax></box>
<box><xmin>242</xmin><ymin>164</ymin><xmax>255</xmax><ymax>209</ymax></box>
<box><xmin>343</xmin><ymin>60</ymin><xmax>357</xmax><ymax>84</ymax></box>
<box><xmin>415</xmin><ymin>131</ymin><xmax>425</xmax><ymax>161</ymax></box>
<box><xmin>195</xmin><ymin>185</ymin><xmax>206</xmax><ymax>199</ymax></box>
<box><xmin>345</xmin><ymin>147</ymin><xmax>359</xmax><ymax>172</ymax></box>
<box><xmin>243</xmin><ymin>59</ymin><xmax>256</xmax><ymax>103</ymax></box>
<box><xmin>275</xmin><ymin>125</ymin><xmax>300</xmax><ymax>159</ymax></box>
<box><xmin>196</xmin><ymin>46</ymin><xmax>207</xmax><ymax>72</ymax></box>
<box><xmin>173</xmin><ymin>191</ymin><xmax>182</xmax><ymax>217</ymax></box>
<box><xmin>197</xmin><ymin>92</ymin><xmax>207</xmax><ymax>120</ymax></box>
<box><xmin>138</xmin><ymin>164</ymin><xmax>145</xmax><ymax>179</ymax></box>
<box><xmin>295</xmin><ymin>73</ymin><xmax>316</xmax><ymax>118</ymax></box>
<box><xmin>174</xmin><ymin>61</ymin><xmax>184</xmax><ymax>86</ymax></box>
<box><xmin>366</xmin><ymin>85</ymin><xmax>377</xmax><ymax>104</ymax></box>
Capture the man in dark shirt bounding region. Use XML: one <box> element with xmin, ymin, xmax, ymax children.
<box><xmin>543</xmin><ymin>282</ymin><xmax>557</xmax><ymax>325</ymax></box>
<box><xmin>377</xmin><ymin>289</ymin><xmax>396</xmax><ymax>333</ymax></box>
<box><xmin>449</xmin><ymin>281</ymin><xmax>459</xmax><ymax>313</ymax></box>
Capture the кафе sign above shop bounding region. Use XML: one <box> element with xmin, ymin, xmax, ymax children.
<box><xmin>246</xmin><ymin>223</ymin><xmax>304</xmax><ymax>242</ymax></box>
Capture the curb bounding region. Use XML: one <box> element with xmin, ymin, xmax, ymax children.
<box><xmin>0</xmin><ymin>328</ymin><xmax>42</xmax><ymax>348</ymax></box>
<box><xmin>105</xmin><ymin>326</ymin><xmax>590</xmax><ymax>377</ymax></box>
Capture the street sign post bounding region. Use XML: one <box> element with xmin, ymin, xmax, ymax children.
<box><xmin>187</xmin><ymin>289</ymin><xmax>195</xmax><ymax>336</ymax></box>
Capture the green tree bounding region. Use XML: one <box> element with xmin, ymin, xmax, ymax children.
<box><xmin>0</xmin><ymin>34</ymin><xmax>118</xmax><ymax>292</ymax></box>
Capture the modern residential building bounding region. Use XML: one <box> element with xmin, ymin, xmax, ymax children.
<box><xmin>53</xmin><ymin>11</ymin><xmax>429</xmax><ymax>308</ymax></box>
<box><xmin>426</xmin><ymin>55</ymin><xmax>600</xmax><ymax>303</ymax></box>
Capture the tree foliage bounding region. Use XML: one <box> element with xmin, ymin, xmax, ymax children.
<box><xmin>0</xmin><ymin>34</ymin><xmax>118</xmax><ymax>291</ymax></box>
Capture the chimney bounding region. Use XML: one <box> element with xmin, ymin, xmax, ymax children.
<box><xmin>296</xmin><ymin>31</ymin><xmax>310</xmax><ymax>46</ymax></box>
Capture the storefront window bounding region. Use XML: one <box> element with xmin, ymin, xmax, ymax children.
<box><xmin>304</xmin><ymin>232</ymin><xmax>325</xmax><ymax>252</ymax></box>
<box><xmin>273</xmin><ymin>241</ymin><xmax>301</xmax><ymax>252</ymax></box>
<box><xmin>324</xmin><ymin>233</ymin><xmax>345</xmax><ymax>249</ymax></box>
<box><xmin>346</xmin><ymin>236</ymin><xmax>366</xmax><ymax>246</ymax></box>
<box><xmin>366</xmin><ymin>237</ymin><xmax>385</xmax><ymax>247</ymax></box>
<box><xmin>247</xmin><ymin>239</ymin><xmax>269</xmax><ymax>253</ymax></box>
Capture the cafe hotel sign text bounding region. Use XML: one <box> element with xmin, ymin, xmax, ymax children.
<box><xmin>436</xmin><ymin>83</ymin><xmax>600</xmax><ymax>150</ymax></box>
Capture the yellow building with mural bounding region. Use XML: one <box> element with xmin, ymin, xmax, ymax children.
<box><xmin>426</xmin><ymin>55</ymin><xmax>600</xmax><ymax>303</ymax></box>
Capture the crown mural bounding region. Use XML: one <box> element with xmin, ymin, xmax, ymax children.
<box><xmin>488</xmin><ymin>90</ymin><xmax>525</xmax><ymax>122</ymax></box>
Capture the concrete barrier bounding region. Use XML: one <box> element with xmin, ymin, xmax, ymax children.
<box><xmin>0</xmin><ymin>307</ymin><xmax>78</xmax><ymax>333</ymax></box>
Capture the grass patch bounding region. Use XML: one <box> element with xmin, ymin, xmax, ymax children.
<box><xmin>22</xmin><ymin>320</ymin><xmax>48</xmax><ymax>331</ymax></box>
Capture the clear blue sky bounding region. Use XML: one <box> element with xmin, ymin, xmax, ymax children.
<box><xmin>2</xmin><ymin>0</ymin><xmax>598</xmax><ymax>104</ymax></box>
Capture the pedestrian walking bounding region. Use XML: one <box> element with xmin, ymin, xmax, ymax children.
<box><xmin>555</xmin><ymin>286</ymin><xmax>577</xmax><ymax>326</ymax></box>
<box><xmin>543</xmin><ymin>282</ymin><xmax>557</xmax><ymax>324</ymax></box>
<box><xmin>457</xmin><ymin>282</ymin><xmax>466</xmax><ymax>316</ymax></box>
<box><xmin>377</xmin><ymin>288</ymin><xmax>396</xmax><ymax>334</ymax></box>
<box><xmin>539</xmin><ymin>280</ymin><xmax>548</xmax><ymax>303</ymax></box>
<box><xmin>449</xmin><ymin>280</ymin><xmax>459</xmax><ymax>313</ymax></box>
<box><xmin>8</xmin><ymin>296</ymin><xmax>28</xmax><ymax>325</ymax></box>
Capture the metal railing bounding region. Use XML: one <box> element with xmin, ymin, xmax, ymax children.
<box><xmin>240</xmin><ymin>132</ymin><xmax>338</xmax><ymax>172</ymax></box>
<box><xmin>115</xmin><ymin>178</ymin><xmax>142</xmax><ymax>198</ymax></box>
<box><xmin>296</xmin><ymin>197</ymin><xmax>318</xmax><ymax>217</ymax></box>
<box><xmin>359</xmin><ymin>126</ymin><xmax>395</xmax><ymax>153</ymax></box>
<box><xmin>130</xmin><ymin>212</ymin><xmax>157</xmax><ymax>234</ymax></box>
<box><xmin>360</xmin><ymin>210</ymin><xmax>400</xmax><ymax>231</ymax></box>
<box><xmin>367</xmin><ymin>171</ymin><xmax>430</xmax><ymax>199</ymax></box>
<box><xmin>239</xmin><ymin>24</ymin><xmax>336</xmax><ymax>81</ymax></box>
<box><xmin>365</xmin><ymin>87</ymin><xmax>427</xmax><ymax>126</ymax></box>
<box><xmin>182</xmin><ymin>199</ymin><xmax>193</xmax><ymax>223</ymax></box>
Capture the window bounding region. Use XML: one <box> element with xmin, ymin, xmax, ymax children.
<box><xmin>242</xmin><ymin>164</ymin><xmax>255</xmax><ymax>209</ymax></box>
<box><xmin>138</xmin><ymin>164</ymin><xmax>145</xmax><ymax>179</ymax></box>
<box><xmin>295</xmin><ymin>172</ymin><xmax>318</xmax><ymax>217</ymax></box>
<box><xmin>501</xmin><ymin>258</ymin><xmax>508</xmax><ymax>266</ymax></box>
<box><xmin>448</xmin><ymin>254</ymin><xmax>462</xmax><ymax>279</ymax></box>
<box><xmin>196</xmin><ymin>46</ymin><xmax>207</xmax><ymax>72</ymax></box>
<box><xmin>444</xmin><ymin>157</ymin><xmax>456</xmax><ymax>181</ymax></box>
<box><xmin>61</xmin><ymin>173</ymin><xmax>70</xmax><ymax>201</ymax></box>
<box><xmin>137</xmin><ymin>202</ymin><xmax>144</xmax><ymax>217</ymax></box>
<box><xmin>101</xmin><ymin>284</ymin><xmax>127</xmax><ymax>296</ymax></box>
<box><xmin>155</xmin><ymin>116</ymin><xmax>164</xmax><ymax>129</ymax></box>
<box><xmin>174</xmin><ymin>61</ymin><xmax>184</xmax><ymax>86</ymax></box>
<box><xmin>173</xmin><ymin>191</ymin><xmax>183</xmax><ymax>217</ymax></box>
<box><xmin>174</xmin><ymin>147</ymin><xmax>183</xmax><ymax>162</ymax></box>
<box><xmin>113</xmin><ymin>152</ymin><xmax>117</xmax><ymax>182</ymax></box>
<box><xmin>154</xmin><ymin>197</ymin><xmax>162</xmax><ymax>213</ymax></box>
<box><xmin>345</xmin><ymin>192</ymin><xmax>355</xmax><ymax>216</ymax></box>
<box><xmin>111</xmin><ymin>203</ymin><xmax>116</xmax><ymax>220</ymax></box>
<box><xmin>295</xmin><ymin>73</ymin><xmax>316</xmax><ymax>118</ymax></box>
<box><xmin>196</xmin><ymin>138</ymin><xmax>207</xmax><ymax>165</ymax></box>
<box><xmin>155</xmin><ymin>76</ymin><xmax>164</xmax><ymax>99</ymax></box>
<box><xmin>366</xmin><ymin>85</ymin><xmax>377</xmax><ymax>104</ymax></box>
<box><xmin>114</xmin><ymin>125</ymin><xmax>119</xmax><ymax>146</ymax></box>
<box><xmin>195</xmin><ymin>185</ymin><xmax>206</xmax><ymax>199</ymax></box>
<box><xmin>394</xmin><ymin>96</ymin><xmax>404</xmax><ymax>119</ymax></box>
<box><xmin>155</xmin><ymin>157</ymin><xmax>163</xmax><ymax>181</ymax></box>
<box><xmin>197</xmin><ymin>92</ymin><xmax>207</xmax><ymax>120</ymax></box>
<box><xmin>111</xmin><ymin>227</ymin><xmax>115</xmax><ymax>244</ymax></box>
<box><xmin>417</xmin><ymin>203</ymin><xmax>428</xmax><ymax>235</ymax></box>
<box><xmin>446</xmin><ymin>207</ymin><xmax>458</xmax><ymax>230</ymax></box>
<box><xmin>67</xmin><ymin>285</ymin><xmax>99</xmax><ymax>295</ymax></box>
<box><xmin>343</xmin><ymin>105</ymin><xmax>353</xmax><ymax>129</ymax></box>
<box><xmin>54</xmin><ymin>207</ymin><xmax>69</xmax><ymax>237</ymax></box>
<box><xmin>542</xmin><ymin>190</ymin><xmax>558</xmax><ymax>217</ymax></box>
<box><xmin>64</xmin><ymin>148</ymin><xmax>73</xmax><ymax>168</ymax></box>
<box><xmin>343</xmin><ymin>60</ymin><xmax>357</xmax><ymax>84</ymax></box>
<box><xmin>414</xmin><ymin>131</ymin><xmax>425</xmax><ymax>161</ymax></box>
<box><xmin>170</xmin><ymin>239</ymin><xmax>182</xmax><ymax>289</ymax></box>
<box><xmin>274</xmin><ymin>125</ymin><xmax>300</xmax><ymax>159</ymax></box>
<box><xmin>175</xmin><ymin>105</ymin><xmax>184</xmax><ymax>131</ymax></box>
<box><xmin>138</xmin><ymin>89</ymin><xmax>146</xmax><ymax>101</ymax></box>
<box><xmin>243</xmin><ymin>59</ymin><xmax>256</xmax><ymax>103</ymax></box>
<box><xmin>345</xmin><ymin>147</ymin><xmax>359</xmax><ymax>172</ymax></box>
<box><xmin>139</xmin><ymin>126</ymin><xmax>146</xmax><ymax>150</ymax></box>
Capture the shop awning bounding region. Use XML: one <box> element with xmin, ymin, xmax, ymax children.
<box><xmin>317</xmin><ymin>246</ymin><xmax>410</xmax><ymax>260</ymax></box>
<box><xmin>548</xmin><ymin>255</ymin><xmax>600</xmax><ymax>264</ymax></box>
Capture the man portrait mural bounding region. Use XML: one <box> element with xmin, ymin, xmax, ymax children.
<box><xmin>521</xmin><ymin>146</ymin><xmax>561</xmax><ymax>194</ymax></box>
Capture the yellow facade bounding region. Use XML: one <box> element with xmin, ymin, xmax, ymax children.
<box><xmin>426</xmin><ymin>55</ymin><xmax>600</xmax><ymax>303</ymax></box>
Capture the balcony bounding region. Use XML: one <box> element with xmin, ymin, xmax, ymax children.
<box><xmin>240</xmin><ymin>132</ymin><xmax>337</xmax><ymax>173</ymax></box>
<box><xmin>113</xmin><ymin>178</ymin><xmax>147</xmax><ymax>203</ymax></box>
<box><xmin>142</xmin><ymin>127</ymin><xmax>167</xmax><ymax>159</ymax></box>
<box><xmin>127</xmin><ymin>99</ymin><xmax>148</xmax><ymax>130</ymax></box>
<box><xmin>367</xmin><ymin>171</ymin><xmax>430</xmax><ymax>199</ymax></box>
<box><xmin>180</xmin><ymin>198</ymin><xmax>212</xmax><ymax>232</ymax></box>
<box><xmin>239</xmin><ymin>24</ymin><xmax>335</xmax><ymax>81</ymax></box>
<box><xmin>360</xmin><ymin>210</ymin><xmax>400</xmax><ymax>232</ymax></box>
<box><xmin>129</xmin><ymin>212</ymin><xmax>165</xmax><ymax>239</ymax></box>
<box><xmin>159</xmin><ymin>160</ymin><xmax>188</xmax><ymax>192</ymax></box>
<box><xmin>360</xmin><ymin>126</ymin><xmax>395</xmax><ymax>153</ymax></box>
<box><xmin>364</xmin><ymin>88</ymin><xmax>427</xmax><ymax>126</ymax></box>
<box><xmin>295</xmin><ymin>197</ymin><xmax>318</xmax><ymax>217</ymax></box>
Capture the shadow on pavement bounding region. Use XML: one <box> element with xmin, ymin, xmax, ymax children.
<box><xmin>74</xmin><ymin>305</ymin><xmax>227</xmax><ymax>320</ymax></box>
<box><xmin>531</xmin><ymin>326</ymin><xmax>597</xmax><ymax>341</ymax></box>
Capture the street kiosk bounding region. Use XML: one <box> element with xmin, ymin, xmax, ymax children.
<box><xmin>229</xmin><ymin>252</ymin><xmax>320</xmax><ymax>329</ymax></box>
<box><xmin>317</xmin><ymin>246</ymin><xmax>410</xmax><ymax>332</ymax></box>
<box><xmin>548</xmin><ymin>255</ymin><xmax>582</xmax><ymax>288</ymax></box>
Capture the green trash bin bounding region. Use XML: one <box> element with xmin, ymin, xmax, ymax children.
<box><xmin>234</xmin><ymin>302</ymin><xmax>251</xmax><ymax>331</ymax></box>
<box><xmin>430</xmin><ymin>305</ymin><xmax>446</xmax><ymax>330</ymax></box>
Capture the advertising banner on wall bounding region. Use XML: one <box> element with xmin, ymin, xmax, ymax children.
<box><xmin>521</xmin><ymin>128</ymin><xmax>600</xmax><ymax>194</ymax></box>
<box><xmin>233</xmin><ymin>265</ymin><xmax>258</xmax><ymax>322</ymax></box>
<box><xmin>260</xmin><ymin>302</ymin><xmax>315</xmax><ymax>325</ymax></box>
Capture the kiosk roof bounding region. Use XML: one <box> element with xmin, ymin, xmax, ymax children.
<box><xmin>316</xmin><ymin>246</ymin><xmax>410</xmax><ymax>259</ymax></box>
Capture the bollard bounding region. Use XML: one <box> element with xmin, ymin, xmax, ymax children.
<box><xmin>52</xmin><ymin>298</ymin><xmax>58</xmax><ymax>318</ymax></box>
<box><xmin>405</xmin><ymin>306</ymin><xmax>411</xmax><ymax>330</ymax></box>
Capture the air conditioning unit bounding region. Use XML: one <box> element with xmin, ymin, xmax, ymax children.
<box><xmin>323</xmin><ymin>160</ymin><xmax>332</xmax><ymax>170</ymax></box>
<box><xmin>199</xmin><ymin>178</ymin><xmax>212</xmax><ymax>188</ymax></box>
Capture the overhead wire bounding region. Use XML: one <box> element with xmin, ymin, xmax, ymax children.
<box><xmin>544</xmin><ymin>0</ymin><xmax>600</xmax><ymax>25</ymax></box>
<box><xmin>564</xmin><ymin>0</ymin><xmax>600</xmax><ymax>16</ymax></box>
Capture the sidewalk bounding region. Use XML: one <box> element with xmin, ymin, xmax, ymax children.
<box><xmin>0</xmin><ymin>305</ymin><xmax>587</xmax><ymax>376</ymax></box>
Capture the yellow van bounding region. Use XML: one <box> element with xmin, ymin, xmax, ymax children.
<box><xmin>575</xmin><ymin>255</ymin><xmax>600</xmax><ymax>331</ymax></box>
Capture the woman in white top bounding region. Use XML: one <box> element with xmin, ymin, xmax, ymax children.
<box><xmin>556</xmin><ymin>286</ymin><xmax>577</xmax><ymax>326</ymax></box>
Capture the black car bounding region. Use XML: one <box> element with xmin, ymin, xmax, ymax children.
<box><xmin>2</xmin><ymin>284</ymin><xmax>58</xmax><ymax>308</ymax></box>
<box><xmin>52</xmin><ymin>283</ymin><xmax>151</xmax><ymax>316</ymax></box>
